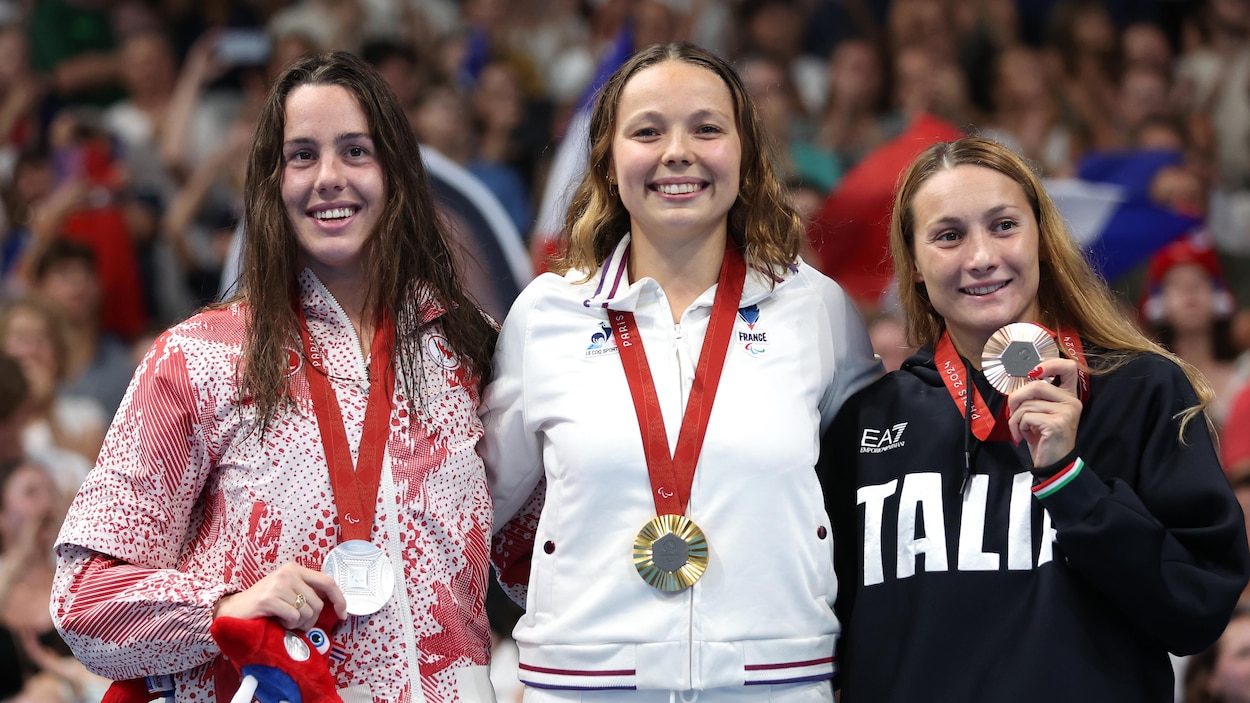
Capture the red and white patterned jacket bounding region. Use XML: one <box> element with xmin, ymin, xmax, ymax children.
<box><xmin>51</xmin><ymin>271</ymin><xmax>494</xmax><ymax>703</ymax></box>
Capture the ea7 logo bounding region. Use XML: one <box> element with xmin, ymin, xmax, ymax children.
<box><xmin>861</xmin><ymin>423</ymin><xmax>908</xmax><ymax>453</ymax></box>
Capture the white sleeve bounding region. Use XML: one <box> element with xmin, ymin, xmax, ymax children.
<box><xmin>479</xmin><ymin>287</ymin><xmax>546</xmax><ymax>530</ymax></box>
<box><xmin>813</xmin><ymin>267</ymin><xmax>884</xmax><ymax>432</ymax></box>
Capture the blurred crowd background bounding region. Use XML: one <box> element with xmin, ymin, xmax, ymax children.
<box><xmin>2</xmin><ymin>0</ymin><xmax>1250</xmax><ymax>701</ymax></box>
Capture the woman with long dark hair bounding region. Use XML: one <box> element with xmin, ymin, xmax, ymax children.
<box><xmin>50</xmin><ymin>51</ymin><xmax>498</xmax><ymax>702</ymax></box>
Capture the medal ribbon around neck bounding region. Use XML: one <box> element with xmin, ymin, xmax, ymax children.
<box><xmin>612</xmin><ymin>240</ymin><xmax>745</xmax><ymax>590</ymax></box>
<box><xmin>298</xmin><ymin>307</ymin><xmax>395</xmax><ymax>544</ymax></box>
<box><xmin>935</xmin><ymin>324</ymin><xmax>1089</xmax><ymax>443</ymax></box>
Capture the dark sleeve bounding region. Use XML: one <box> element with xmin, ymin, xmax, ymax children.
<box><xmin>1034</xmin><ymin>355</ymin><xmax>1250</xmax><ymax>655</ymax></box>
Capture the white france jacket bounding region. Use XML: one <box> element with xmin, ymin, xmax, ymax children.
<box><xmin>481</xmin><ymin>235</ymin><xmax>882</xmax><ymax>692</ymax></box>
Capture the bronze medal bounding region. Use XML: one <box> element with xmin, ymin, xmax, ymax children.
<box><xmin>633</xmin><ymin>514</ymin><xmax>709</xmax><ymax>592</ymax></box>
<box><xmin>981</xmin><ymin>322</ymin><xmax>1060</xmax><ymax>395</ymax></box>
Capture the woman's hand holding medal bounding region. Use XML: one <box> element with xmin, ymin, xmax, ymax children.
<box><xmin>1005</xmin><ymin>357</ymin><xmax>1083</xmax><ymax>469</ymax></box>
<box><xmin>213</xmin><ymin>562</ymin><xmax>347</xmax><ymax>631</ymax></box>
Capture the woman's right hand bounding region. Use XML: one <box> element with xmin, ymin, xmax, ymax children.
<box><xmin>213</xmin><ymin>562</ymin><xmax>347</xmax><ymax>630</ymax></box>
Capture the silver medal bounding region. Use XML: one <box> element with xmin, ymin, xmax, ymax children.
<box><xmin>322</xmin><ymin>540</ymin><xmax>395</xmax><ymax>615</ymax></box>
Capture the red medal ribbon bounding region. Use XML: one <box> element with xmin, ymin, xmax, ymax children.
<box><xmin>612</xmin><ymin>242</ymin><xmax>746</xmax><ymax>516</ymax></box>
<box><xmin>299</xmin><ymin>308</ymin><xmax>395</xmax><ymax>543</ymax></box>
<box><xmin>935</xmin><ymin>324</ymin><xmax>1089</xmax><ymax>442</ymax></box>
<box><xmin>1057</xmin><ymin>329</ymin><xmax>1090</xmax><ymax>403</ymax></box>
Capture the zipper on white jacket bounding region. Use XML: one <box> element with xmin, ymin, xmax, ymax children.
<box><xmin>308</xmin><ymin>272</ymin><xmax>370</xmax><ymax>383</ymax></box>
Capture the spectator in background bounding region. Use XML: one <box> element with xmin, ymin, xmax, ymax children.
<box><xmin>1112</xmin><ymin>65</ymin><xmax>1172</xmax><ymax>148</ymax></box>
<box><xmin>0</xmin><ymin>146</ymin><xmax>55</xmax><ymax>294</ymax></box>
<box><xmin>469</xmin><ymin>60</ymin><xmax>534</xmax><ymax>236</ymax></box>
<box><xmin>982</xmin><ymin>45</ymin><xmax>1078</xmax><ymax>176</ymax></box>
<box><xmin>1184</xmin><ymin>605</ymin><xmax>1250</xmax><ymax>703</ymax></box>
<box><xmin>29</xmin><ymin>239</ymin><xmax>133</xmax><ymax>419</ymax></box>
<box><xmin>0</xmin><ymin>457</ymin><xmax>107</xmax><ymax>703</ymax></box>
<box><xmin>1122</xmin><ymin>21</ymin><xmax>1173</xmax><ymax>75</ymax></box>
<box><xmin>889</xmin><ymin>44</ymin><xmax>974</xmax><ymax>131</ymax></box>
<box><xmin>18</xmin><ymin>108</ymin><xmax>148</xmax><ymax>340</ymax></box>
<box><xmin>362</xmin><ymin>40</ymin><xmax>426</xmax><ymax>110</ymax></box>
<box><xmin>0</xmin><ymin>354</ymin><xmax>27</xmax><ymax>465</ymax></box>
<box><xmin>159</xmin><ymin>118</ymin><xmax>248</xmax><ymax>307</ymax></box>
<box><xmin>0</xmin><ymin>26</ymin><xmax>42</xmax><ymax>184</ymax></box>
<box><xmin>0</xmin><ymin>298</ymin><xmax>100</xmax><ymax>492</ymax></box>
<box><xmin>1045</xmin><ymin>0</ymin><xmax>1120</xmax><ymax>151</ymax></box>
<box><xmin>1175</xmin><ymin>0</ymin><xmax>1250</xmax><ymax>190</ymax></box>
<box><xmin>100</xmin><ymin>28</ymin><xmax>189</xmax><ymax>324</ymax></box>
<box><xmin>741</xmin><ymin>53</ymin><xmax>841</xmax><ymax>195</ymax></box>
<box><xmin>815</xmin><ymin>38</ymin><xmax>891</xmax><ymax>170</ymax></box>
<box><xmin>104</xmin><ymin>29</ymin><xmax>180</xmax><ymax>205</ymax></box>
<box><xmin>866</xmin><ymin>310</ymin><xmax>913</xmax><ymax>372</ymax></box>
<box><xmin>736</xmin><ymin>0</ymin><xmax>827</xmax><ymax>114</ymax></box>
<box><xmin>27</xmin><ymin>0</ymin><xmax>121</xmax><ymax>107</ymax></box>
<box><xmin>410</xmin><ymin>83</ymin><xmax>475</xmax><ymax>164</ymax></box>
<box><xmin>267</xmin><ymin>0</ymin><xmax>367</xmax><ymax>55</ymax></box>
<box><xmin>887</xmin><ymin>0</ymin><xmax>957</xmax><ymax>65</ymax></box>
<box><xmin>1141</xmin><ymin>238</ymin><xmax>1241</xmax><ymax>425</ymax></box>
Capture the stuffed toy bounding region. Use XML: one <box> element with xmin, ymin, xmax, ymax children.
<box><xmin>99</xmin><ymin>609</ymin><xmax>345</xmax><ymax>703</ymax></box>
<box><xmin>212</xmin><ymin>607</ymin><xmax>345</xmax><ymax>703</ymax></box>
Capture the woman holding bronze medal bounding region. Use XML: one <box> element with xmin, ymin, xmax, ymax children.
<box><xmin>49</xmin><ymin>52</ymin><xmax>500</xmax><ymax>701</ymax></box>
<box><xmin>481</xmin><ymin>42</ymin><xmax>881</xmax><ymax>701</ymax></box>
<box><xmin>818</xmin><ymin>135</ymin><xmax>1250</xmax><ymax>702</ymax></box>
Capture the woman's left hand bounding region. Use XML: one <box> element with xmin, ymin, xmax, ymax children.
<box><xmin>1006</xmin><ymin>358</ymin><xmax>1084</xmax><ymax>469</ymax></box>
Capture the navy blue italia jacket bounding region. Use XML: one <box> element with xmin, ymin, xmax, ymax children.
<box><xmin>818</xmin><ymin>344</ymin><xmax>1250</xmax><ymax>702</ymax></box>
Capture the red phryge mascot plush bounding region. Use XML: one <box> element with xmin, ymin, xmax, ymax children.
<box><xmin>100</xmin><ymin>609</ymin><xmax>345</xmax><ymax>703</ymax></box>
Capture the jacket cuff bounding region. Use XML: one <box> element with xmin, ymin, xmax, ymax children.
<box><xmin>1032</xmin><ymin>448</ymin><xmax>1079</xmax><ymax>482</ymax></box>
<box><xmin>1033</xmin><ymin>456</ymin><xmax>1084</xmax><ymax>499</ymax></box>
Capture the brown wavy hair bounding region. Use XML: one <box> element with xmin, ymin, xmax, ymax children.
<box><xmin>552</xmin><ymin>41</ymin><xmax>803</xmax><ymax>278</ymax></box>
<box><xmin>889</xmin><ymin>136</ymin><xmax>1213</xmax><ymax>433</ymax></box>
<box><xmin>231</xmin><ymin>51</ymin><xmax>497</xmax><ymax>432</ymax></box>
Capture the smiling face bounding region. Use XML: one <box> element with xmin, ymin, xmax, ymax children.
<box><xmin>910</xmin><ymin>164</ymin><xmax>1042</xmax><ymax>360</ymax></box>
<box><xmin>281</xmin><ymin>84</ymin><xmax>386</xmax><ymax>286</ymax></box>
<box><xmin>611</xmin><ymin>60</ymin><xmax>741</xmax><ymax>250</ymax></box>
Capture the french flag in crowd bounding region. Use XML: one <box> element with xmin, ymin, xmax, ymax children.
<box><xmin>1046</xmin><ymin>149</ymin><xmax>1199</xmax><ymax>282</ymax></box>
<box><xmin>530</xmin><ymin>23</ymin><xmax>636</xmax><ymax>271</ymax></box>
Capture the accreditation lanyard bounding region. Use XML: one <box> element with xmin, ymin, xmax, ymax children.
<box><xmin>298</xmin><ymin>309</ymin><xmax>395</xmax><ymax>542</ymax></box>
<box><xmin>611</xmin><ymin>243</ymin><xmax>746</xmax><ymax>516</ymax></box>
<box><xmin>934</xmin><ymin>324</ymin><xmax>1090</xmax><ymax>443</ymax></box>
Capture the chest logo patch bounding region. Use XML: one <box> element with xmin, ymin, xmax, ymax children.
<box><xmin>861</xmin><ymin>422</ymin><xmax>908</xmax><ymax>453</ymax></box>
<box><xmin>585</xmin><ymin>321</ymin><xmax>618</xmax><ymax>358</ymax></box>
<box><xmin>737</xmin><ymin>305</ymin><xmax>767</xmax><ymax>356</ymax></box>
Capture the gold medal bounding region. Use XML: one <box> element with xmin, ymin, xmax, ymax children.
<box><xmin>981</xmin><ymin>322</ymin><xmax>1059</xmax><ymax>395</ymax></box>
<box><xmin>633</xmin><ymin>514</ymin><xmax>709</xmax><ymax>591</ymax></box>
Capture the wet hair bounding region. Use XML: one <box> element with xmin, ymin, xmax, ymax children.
<box><xmin>553</xmin><ymin>41</ymin><xmax>803</xmax><ymax>280</ymax></box>
<box><xmin>889</xmin><ymin>136</ymin><xmax>1214</xmax><ymax>435</ymax></box>
<box><xmin>232</xmin><ymin>51</ymin><xmax>496</xmax><ymax>432</ymax></box>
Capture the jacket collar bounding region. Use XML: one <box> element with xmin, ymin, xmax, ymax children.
<box><xmin>298</xmin><ymin>268</ymin><xmax>447</xmax><ymax>332</ymax></box>
<box><xmin>579</xmin><ymin>233</ymin><xmax>794</xmax><ymax>312</ymax></box>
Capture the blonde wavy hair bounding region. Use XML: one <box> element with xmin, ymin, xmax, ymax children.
<box><xmin>551</xmin><ymin>41</ymin><xmax>803</xmax><ymax>279</ymax></box>
<box><xmin>889</xmin><ymin>136</ymin><xmax>1213</xmax><ymax>434</ymax></box>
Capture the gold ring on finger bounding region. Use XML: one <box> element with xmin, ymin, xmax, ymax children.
<box><xmin>293</xmin><ymin>593</ymin><xmax>306</xmax><ymax>610</ymax></box>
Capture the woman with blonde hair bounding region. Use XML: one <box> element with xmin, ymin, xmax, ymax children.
<box><xmin>818</xmin><ymin>135</ymin><xmax>1250</xmax><ymax>702</ymax></box>
<box><xmin>482</xmin><ymin>41</ymin><xmax>881</xmax><ymax>701</ymax></box>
